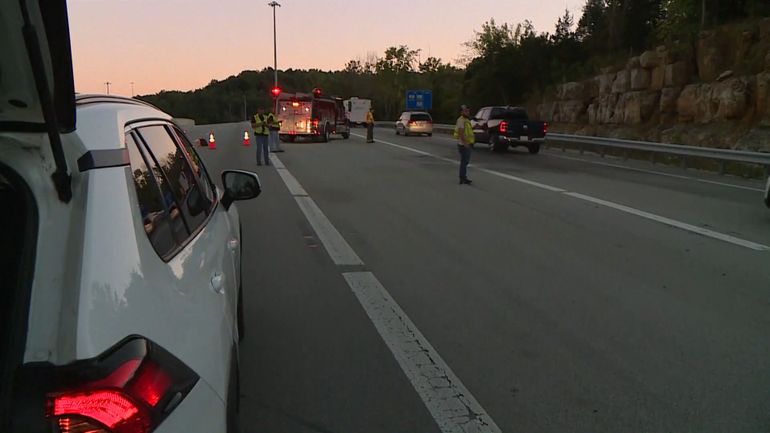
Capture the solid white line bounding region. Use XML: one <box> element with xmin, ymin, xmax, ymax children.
<box><xmin>343</xmin><ymin>272</ymin><xmax>502</xmax><ymax>433</ymax></box>
<box><xmin>275</xmin><ymin>167</ymin><xmax>308</xmax><ymax>196</ymax></box>
<box><xmin>564</xmin><ymin>192</ymin><xmax>770</xmax><ymax>251</ymax></box>
<box><xmin>294</xmin><ymin>196</ymin><xmax>364</xmax><ymax>265</ymax></box>
<box><xmin>355</xmin><ymin>135</ymin><xmax>769</xmax><ymax>251</ymax></box>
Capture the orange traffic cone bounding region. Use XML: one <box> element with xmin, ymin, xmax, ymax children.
<box><xmin>209</xmin><ymin>131</ymin><xmax>216</xmax><ymax>149</ymax></box>
<box><xmin>243</xmin><ymin>131</ymin><xmax>250</xmax><ymax>146</ymax></box>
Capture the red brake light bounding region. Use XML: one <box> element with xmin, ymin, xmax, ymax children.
<box><xmin>543</xmin><ymin>122</ymin><xmax>548</xmax><ymax>134</ymax></box>
<box><xmin>38</xmin><ymin>338</ymin><xmax>199</xmax><ymax>433</ymax></box>
<box><xmin>408</xmin><ymin>120</ymin><xmax>416</xmax><ymax>125</ymax></box>
<box><xmin>52</xmin><ymin>390</ymin><xmax>149</xmax><ymax>432</ymax></box>
<box><xmin>312</xmin><ymin>119</ymin><xmax>319</xmax><ymax>128</ymax></box>
<box><xmin>500</xmin><ymin>121</ymin><xmax>508</xmax><ymax>133</ymax></box>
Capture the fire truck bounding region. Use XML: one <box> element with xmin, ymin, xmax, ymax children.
<box><xmin>277</xmin><ymin>88</ymin><xmax>350</xmax><ymax>142</ymax></box>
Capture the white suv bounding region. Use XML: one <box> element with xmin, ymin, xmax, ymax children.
<box><xmin>1</xmin><ymin>3</ymin><xmax>259</xmax><ymax>432</ymax></box>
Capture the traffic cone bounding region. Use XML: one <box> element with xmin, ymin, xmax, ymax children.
<box><xmin>243</xmin><ymin>131</ymin><xmax>250</xmax><ymax>146</ymax></box>
<box><xmin>209</xmin><ymin>131</ymin><xmax>216</xmax><ymax>149</ymax></box>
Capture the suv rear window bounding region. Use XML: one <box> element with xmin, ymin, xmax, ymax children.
<box><xmin>492</xmin><ymin>108</ymin><xmax>528</xmax><ymax>121</ymax></box>
<box><xmin>410</xmin><ymin>113</ymin><xmax>432</xmax><ymax>121</ymax></box>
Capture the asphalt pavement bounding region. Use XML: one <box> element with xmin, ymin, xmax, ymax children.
<box><xmin>188</xmin><ymin>123</ymin><xmax>770</xmax><ymax>433</ymax></box>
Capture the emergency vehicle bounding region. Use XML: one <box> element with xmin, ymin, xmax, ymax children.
<box><xmin>344</xmin><ymin>97</ymin><xmax>372</xmax><ymax>126</ymax></box>
<box><xmin>278</xmin><ymin>89</ymin><xmax>350</xmax><ymax>142</ymax></box>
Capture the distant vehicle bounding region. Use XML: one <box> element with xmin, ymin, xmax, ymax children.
<box><xmin>764</xmin><ymin>176</ymin><xmax>770</xmax><ymax>208</ymax></box>
<box><xmin>277</xmin><ymin>89</ymin><xmax>350</xmax><ymax>142</ymax></box>
<box><xmin>395</xmin><ymin>111</ymin><xmax>433</xmax><ymax>137</ymax></box>
<box><xmin>471</xmin><ymin>106</ymin><xmax>548</xmax><ymax>154</ymax></box>
<box><xmin>344</xmin><ymin>97</ymin><xmax>371</xmax><ymax>126</ymax></box>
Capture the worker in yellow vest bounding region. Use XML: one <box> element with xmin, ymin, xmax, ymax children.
<box><xmin>253</xmin><ymin>107</ymin><xmax>271</xmax><ymax>166</ymax></box>
<box><xmin>454</xmin><ymin>104</ymin><xmax>475</xmax><ymax>185</ymax></box>
<box><xmin>365</xmin><ymin>107</ymin><xmax>375</xmax><ymax>143</ymax></box>
<box><xmin>266</xmin><ymin>108</ymin><xmax>282</xmax><ymax>152</ymax></box>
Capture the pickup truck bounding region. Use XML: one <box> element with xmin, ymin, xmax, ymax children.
<box><xmin>471</xmin><ymin>106</ymin><xmax>547</xmax><ymax>153</ymax></box>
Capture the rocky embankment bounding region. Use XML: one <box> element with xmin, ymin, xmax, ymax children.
<box><xmin>537</xmin><ymin>19</ymin><xmax>770</xmax><ymax>152</ymax></box>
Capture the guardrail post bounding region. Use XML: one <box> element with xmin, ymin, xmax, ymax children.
<box><xmin>718</xmin><ymin>160</ymin><xmax>726</xmax><ymax>175</ymax></box>
<box><xmin>579</xmin><ymin>143</ymin><xmax>584</xmax><ymax>155</ymax></box>
<box><xmin>680</xmin><ymin>156</ymin><xmax>687</xmax><ymax>170</ymax></box>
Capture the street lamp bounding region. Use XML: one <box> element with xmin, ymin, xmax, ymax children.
<box><xmin>268</xmin><ymin>1</ymin><xmax>280</xmax><ymax>88</ymax></box>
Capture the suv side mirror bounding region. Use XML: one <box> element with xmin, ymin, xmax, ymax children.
<box><xmin>221</xmin><ymin>170</ymin><xmax>261</xmax><ymax>210</ymax></box>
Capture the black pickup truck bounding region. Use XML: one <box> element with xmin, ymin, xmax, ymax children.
<box><xmin>471</xmin><ymin>106</ymin><xmax>547</xmax><ymax>153</ymax></box>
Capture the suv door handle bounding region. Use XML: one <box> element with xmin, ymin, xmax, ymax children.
<box><xmin>210</xmin><ymin>272</ymin><xmax>225</xmax><ymax>294</ymax></box>
<box><xmin>228</xmin><ymin>238</ymin><xmax>239</xmax><ymax>251</ymax></box>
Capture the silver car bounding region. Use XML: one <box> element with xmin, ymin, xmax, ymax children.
<box><xmin>396</xmin><ymin>111</ymin><xmax>434</xmax><ymax>136</ymax></box>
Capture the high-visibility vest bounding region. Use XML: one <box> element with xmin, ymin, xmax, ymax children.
<box><xmin>366</xmin><ymin>111</ymin><xmax>374</xmax><ymax>124</ymax></box>
<box><xmin>453</xmin><ymin>116</ymin><xmax>474</xmax><ymax>144</ymax></box>
<box><xmin>266</xmin><ymin>113</ymin><xmax>280</xmax><ymax>129</ymax></box>
<box><xmin>254</xmin><ymin>114</ymin><xmax>269</xmax><ymax>135</ymax></box>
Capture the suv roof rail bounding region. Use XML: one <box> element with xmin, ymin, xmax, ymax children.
<box><xmin>75</xmin><ymin>94</ymin><xmax>162</xmax><ymax>111</ymax></box>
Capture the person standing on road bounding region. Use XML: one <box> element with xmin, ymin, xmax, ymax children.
<box><xmin>253</xmin><ymin>107</ymin><xmax>271</xmax><ymax>166</ymax></box>
<box><xmin>454</xmin><ymin>105</ymin><xmax>474</xmax><ymax>185</ymax></box>
<box><xmin>365</xmin><ymin>107</ymin><xmax>375</xmax><ymax>143</ymax></box>
<box><xmin>267</xmin><ymin>107</ymin><xmax>283</xmax><ymax>153</ymax></box>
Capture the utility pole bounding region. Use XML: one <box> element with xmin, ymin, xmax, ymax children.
<box><xmin>268</xmin><ymin>1</ymin><xmax>281</xmax><ymax>88</ymax></box>
<box><xmin>105</xmin><ymin>81</ymin><xmax>111</xmax><ymax>95</ymax></box>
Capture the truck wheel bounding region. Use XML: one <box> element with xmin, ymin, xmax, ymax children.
<box><xmin>491</xmin><ymin>134</ymin><xmax>507</xmax><ymax>153</ymax></box>
<box><xmin>427</xmin><ymin>133</ymin><xmax>433</xmax><ymax>137</ymax></box>
<box><xmin>321</xmin><ymin>125</ymin><xmax>330</xmax><ymax>142</ymax></box>
<box><xmin>342</xmin><ymin>131</ymin><xmax>350</xmax><ymax>139</ymax></box>
<box><xmin>395</xmin><ymin>127</ymin><xmax>400</xmax><ymax>135</ymax></box>
<box><xmin>527</xmin><ymin>144</ymin><xmax>541</xmax><ymax>154</ymax></box>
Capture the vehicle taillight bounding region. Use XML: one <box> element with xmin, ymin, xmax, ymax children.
<box><xmin>408</xmin><ymin>120</ymin><xmax>416</xmax><ymax>125</ymax></box>
<box><xmin>500</xmin><ymin>121</ymin><xmax>508</xmax><ymax>133</ymax></box>
<box><xmin>38</xmin><ymin>337</ymin><xmax>198</xmax><ymax>433</ymax></box>
<box><xmin>543</xmin><ymin>122</ymin><xmax>548</xmax><ymax>134</ymax></box>
<box><xmin>312</xmin><ymin>119</ymin><xmax>319</xmax><ymax>129</ymax></box>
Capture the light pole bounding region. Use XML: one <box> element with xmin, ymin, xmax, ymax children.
<box><xmin>268</xmin><ymin>1</ymin><xmax>280</xmax><ymax>88</ymax></box>
<box><xmin>130</xmin><ymin>81</ymin><xmax>135</xmax><ymax>96</ymax></box>
<box><xmin>105</xmin><ymin>81</ymin><xmax>111</xmax><ymax>95</ymax></box>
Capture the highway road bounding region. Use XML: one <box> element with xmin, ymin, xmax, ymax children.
<box><xmin>187</xmin><ymin>122</ymin><xmax>770</xmax><ymax>433</ymax></box>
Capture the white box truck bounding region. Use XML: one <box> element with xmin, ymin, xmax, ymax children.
<box><xmin>344</xmin><ymin>97</ymin><xmax>371</xmax><ymax>126</ymax></box>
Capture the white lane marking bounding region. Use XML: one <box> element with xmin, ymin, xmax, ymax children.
<box><xmin>275</xmin><ymin>167</ymin><xmax>308</xmax><ymax>196</ymax></box>
<box><xmin>270</xmin><ymin>157</ymin><xmax>286</xmax><ymax>169</ymax></box>
<box><xmin>565</xmin><ymin>192</ymin><xmax>770</xmax><ymax>251</ymax></box>
<box><xmin>548</xmin><ymin>154</ymin><xmax>765</xmax><ymax>192</ymax></box>
<box><xmin>271</xmin><ymin>153</ymin><xmax>502</xmax><ymax>432</ymax></box>
<box><xmin>343</xmin><ymin>272</ymin><xmax>503</xmax><ymax>433</ymax></box>
<box><xmin>354</xmin><ymin>135</ymin><xmax>769</xmax><ymax>252</ymax></box>
<box><xmin>293</xmin><ymin>196</ymin><xmax>364</xmax><ymax>265</ymax></box>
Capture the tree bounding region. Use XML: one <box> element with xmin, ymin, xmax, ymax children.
<box><xmin>344</xmin><ymin>60</ymin><xmax>363</xmax><ymax>74</ymax></box>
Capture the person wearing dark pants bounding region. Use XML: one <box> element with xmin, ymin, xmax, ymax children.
<box><xmin>454</xmin><ymin>104</ymin><xmax>474</xmax><ymax>184</ymax></box>
<box><xmin>253</xmin><ymin>107</ymin><xmax>271</xmax><ymax>166</ymax></box>
<box><xmin>365</xmin><ymin>107</ymin><xmax>375</xmax><ymax>143</ymax></box>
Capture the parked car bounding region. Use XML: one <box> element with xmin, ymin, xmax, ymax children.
<box><xmin>1</xmin><ymin>3</ymin><xmax>259</xmax><ymax>432</ymax></box>
<box><xmin>471</xmin><ymin>106</ymin><xmax>548</xmax><ymax>153</ymax></box>
<box><xmin>396</xmin><ymin>111</ymin><xmax>433</xmax><ymax>136</ymax></box>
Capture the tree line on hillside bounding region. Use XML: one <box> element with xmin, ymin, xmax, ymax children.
<box><xmin>140</xmin><ymin>0</ymin><xmax>770</xmax><ymax>124</ymax></box>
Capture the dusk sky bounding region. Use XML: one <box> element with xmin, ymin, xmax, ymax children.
<box><xmin>67</xmin><ymin>0</ymin><xmax>582</xmax><ymax>96</ymax></box>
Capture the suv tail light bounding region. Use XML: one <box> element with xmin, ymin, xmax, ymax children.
<box><xmin>408</xmin><ymin>120</ymin><xmax>416</xmax><ymax>125</ymax></box>
<box><xmin>543</xmin><ymin>122</ymin><xmax>548</xmax><ymax>134</ymax></box>
<box><xmin>11</xmin><ymin>337</ymin><xmax>198</xmax><ymax>433</ymax></box>
<box><xmin>499</xmin><ymin>121</ymin><xmax>508</xmax><ymax>133</ymax></box>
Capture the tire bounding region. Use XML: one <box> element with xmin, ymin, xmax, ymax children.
<box><xmin>395</xmin><ymin>127</ymin><xmax>400</xmax><ymax>135</ymax></box>
<box><xmin>342</xmin><ymin>131</ymin><xmax>350</xmax><ymax>139</ymax></box>
<box><xmin>321</xmin><ymin>125</ymin><xmax>330</xmax><ymax>143</ymax></box>
<box><xmin>491</xmin><ymin>134</ymin><xmax>507</xmax><ymax>153</ymax></box>
<box><xmin>427</xmin><ymin>133</ymin><xmax>433</xmax><ymax>137</ymax></box>
<box><xmin>528</xmin><ymin>143</ymin><xmax>541</xmax><ymax>154</ymax></box>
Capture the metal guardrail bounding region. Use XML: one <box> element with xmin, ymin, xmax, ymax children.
<box><xmin>376</xmin><ymin>121</ymin><xmax>770</xmax><ymax>174</ymax></box>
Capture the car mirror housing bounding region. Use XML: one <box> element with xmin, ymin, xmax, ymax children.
<box><xmin>221</xmin><ymin>170</ymin><xmax>261</xmax><ymax>210</ymax></box>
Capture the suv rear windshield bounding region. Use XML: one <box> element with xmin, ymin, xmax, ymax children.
<box><xmin>410</xmin><ymin>113</ymin><xmax>432</xmax><ymax>121</ymax></box>
<box><xmin>492</xmin><ymin>109</ymin><xmax>528</xmax><ymax>121</ymax></box>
